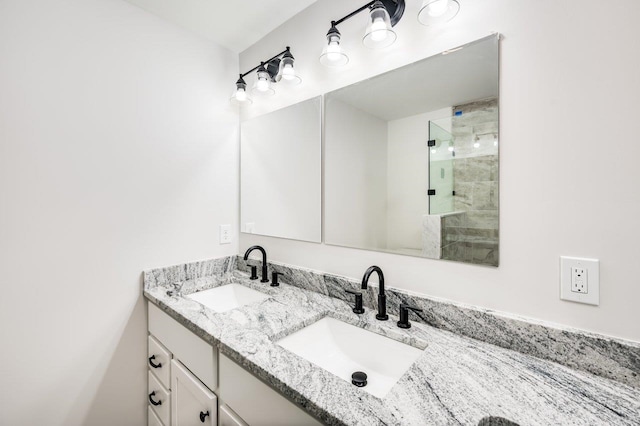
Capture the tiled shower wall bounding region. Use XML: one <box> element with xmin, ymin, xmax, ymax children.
<box><xmin>442</xmin><ymin>98</ymin><xmax>499</xmax><ymax>265</ymax></box>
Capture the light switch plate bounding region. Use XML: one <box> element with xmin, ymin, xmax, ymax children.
<box><xmin>560</xmin><ymin>256</ymin><xmax>599</xmax><ymax>305</ymax></box>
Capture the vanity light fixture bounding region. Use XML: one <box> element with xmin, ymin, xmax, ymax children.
<box><xmin>230</xmin><ymin>46</ymin><xmax>301</xmax><ymax>106</ymax></box>
<box><xmin>418</xmin><ymin>0</ymin><xmax>460</xmax><ymax>26</ymax></box>
<box><xmin>320</xmin><ymin>0</ymin><xmax>405</xmax><ymax>67</ymax></box>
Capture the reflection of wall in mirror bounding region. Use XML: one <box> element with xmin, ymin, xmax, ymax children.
<box><xmin>325</xmin><ymin>99</ymin><xmax>388</xmax><ymax>249</ymax></box>
<box><xmin>387</xmin><ymin>108</ymin><xmax>451</xmax><ymax>254</ymax></box>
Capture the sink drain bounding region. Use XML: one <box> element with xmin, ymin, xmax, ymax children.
<box><xmin>351</xmin><ymin>371</ymin><xmax>367</xmax><ymax>387</ymax></box>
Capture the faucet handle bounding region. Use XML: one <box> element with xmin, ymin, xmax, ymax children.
<box><xmin>249</xmin><ymin>265</ymin><xmax>259</xmax><ymax>280</ymax></box>
<box><xmin>397</xmin><ymin>303</ymin><xmax>423</xmax><ymax>329</ymax></box>
<box><xmin>271</xmin><ymin>271</ymin><xmax>284</xmax><ymax>287</ymax></box>
<box><xmin>344</xmin><ymin>289</ymin><xmax>365</xmax><ymax>314</ymax></box>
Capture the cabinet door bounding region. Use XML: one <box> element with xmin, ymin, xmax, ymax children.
<box><xmin>171</xmin><ymin>360</ymin><xmax>217</xmax><ymax>426</ymax></box>
<box><xmin>219</xmin><ymin>404</ymin><xmax>248</xmax><ymax>426</ymax></box>
<box><xmin>219</xmin><ymin>354</ymin><xmax>321</xmax><ymax>426</ymax></box>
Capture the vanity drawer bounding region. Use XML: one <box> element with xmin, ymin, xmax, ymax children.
<box><xmin>148</xmin><ymin>302</ymin><xmax>217</xmax><ymax>391</ymax></box>
<box><xmin>171</xmin><ymin>359</ymin><xmax>217</xmax><ymax>426</ymax></box>
<box><xmin>219</xmin><ymin>353</ymin><xmax>321</xmax><ymax>426</ymax></box>
<box><xmin>148</xmin><ymin>335</ymin><xmax>172</xmax><ymax>389</ymax></box>
<box><xmin>148</xmin><ymin>371</ymin><xmax>170</xmax><ymax>426</ymax></box>
<box><xmin>148</xmin><ymin>405</ymin><xmax>164</xmax><ymax>426</ymax></box>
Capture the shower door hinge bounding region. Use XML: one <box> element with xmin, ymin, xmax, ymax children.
<box><xmin>427</xmin><ymin>189</ymin><xmax>436</xmax><ymax>196</ymax></box>
<box><xmin>427</xmin><ymin>140</ymin><xmax>436</xmax><ymax>147</ymax></box>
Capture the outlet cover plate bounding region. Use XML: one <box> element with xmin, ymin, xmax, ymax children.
<box><xmin>560</xmin><ymin>256</ymin><xmax>599</xmax><ymax>305</ymax></box>
<box><xmin>219</xmin><ymin>224</ymin><xmax>232</xmax><ymax>244</ymax></box>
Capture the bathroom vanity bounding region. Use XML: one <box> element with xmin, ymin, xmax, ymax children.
<box><xmin>144</xmin><ymin>256</ymin><xmax>640</xmax><ymax>426</ymax></box>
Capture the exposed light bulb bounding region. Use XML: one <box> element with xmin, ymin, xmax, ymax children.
<box><xmin>473</xmin><ymin>142</ymin><xmax>480</xmax><ymax>148</ymax></box>
<box><xmin>235</xmin><ymin>88</ymin><xmax>247</xmax><ymax>101</ymax></box>
<box><xmin>321</xmin><ymin>29</ymin><xmax>349</xmax><ymax>67</ymax></box>
<box><xmin>363</xmin><ymin>1</ymin><xmax>396</xmax><ymax>49</ymax></box>
<box><xmin>281</xmin><ymin>63</ymin><xmax>295</xmax><ymax>80</ymax></box>
<box><xmin>427</xmin><ymin>0</ymin><xmax>449</xmax><ymax>17</ymax></box>
<box><xmin>370</xmin><ymin>17</ymin><xmax>388</xmax><ymax>42</ymax></box>
<box><xmin>431</xmin><ymin>149</ymin><xmax>437</xmax><ymax>154</ymax></box>
<box><xmin>448</xmin><ymin>146</ymin><xmax>454</xmax><ymax>152</ymax></box>
<box><xmin>326</xmin><ymin>41</ymin><xmax>341</xmax><ymax>62</ymax></box>
<box><xmin>418</xmin><ymin>0</ymin><xmax>460</xmax><ymax>26</ymax></box>
<box><xmin>256</xmin><ymin>77</ymin><xmax>269</xmax><ymax>92</ymax></box>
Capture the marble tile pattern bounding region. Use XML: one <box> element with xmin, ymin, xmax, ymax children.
<box><xmin>445</xmin><ymin>97</ymin><xmax>500</xmax><ymax>266</ymax></box>
<box><xmin>236</xmin><ymin>256</ymin><xmax>640</xmax><ymax>389</ymax></box>
<box><xmin>144</xmin><ymin>257</ymin><xmax>640</xmax><ymax>425</ymax></box>
<box><xmin>421</xmin><ymin>214</ymin><xmax>441</xmax><ymax>259</ymax></box>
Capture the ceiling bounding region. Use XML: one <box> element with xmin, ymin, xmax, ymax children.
<box><xmin>123</xmin><ymin>0</ymin><xmax>318</xmax><ymax>52</ymax></box>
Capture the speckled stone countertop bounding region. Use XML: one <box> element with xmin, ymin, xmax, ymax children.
<box><xmin>144</xmin><ymin>260</ymin><xmax>640</xmax><ymax>426</ymax></box>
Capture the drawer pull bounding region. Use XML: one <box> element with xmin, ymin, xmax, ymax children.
<box><xmin>199</xmin><ymin>411</ymin><xmax>210</xmax><ymax>423</ymax></box>
<box><xmin>148</xmin><ymin>355</ymin><xmax>162</xmax><ymax>369</ymax></box>
<box><xmin>148</xmin><ymin>391</ymin><xmax>162</xmax><ymax>406</ymax></box>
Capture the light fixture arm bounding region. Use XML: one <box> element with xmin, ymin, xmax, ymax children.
<box><xmin>330</xmin><ymin>0</ymin><xmax>405</xmax><ymax>29</ymax></box>
<box><xmin>239</xmin><ymin>46</ymin><xmax>293</xmax><ymax>79</ymax></box>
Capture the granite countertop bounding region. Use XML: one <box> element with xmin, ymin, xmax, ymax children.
<box><xmin>144</xmin><ymin>268</ymin><xmax>640</xmax><ymax>426</ymax></box>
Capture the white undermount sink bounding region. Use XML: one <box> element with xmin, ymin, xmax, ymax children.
<box><xmin>277</xmin><ymin>317</ymin><xmax>423</xmax><ymax>398</ymax></box>
<box><xmin>186</xmin><ymin>284</ymin><xmax>269</xmax><ymax>313</ymax></box>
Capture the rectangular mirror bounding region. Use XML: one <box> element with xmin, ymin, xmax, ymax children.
<box><xmin>324</xmin><ymin>35</ymin><xmax>499</xmax><ymax>266</ymax></box>
<box><xmin>241</xmin><ymin>96</ymin><xmax>321</xmax><ymax>243</ymax></box>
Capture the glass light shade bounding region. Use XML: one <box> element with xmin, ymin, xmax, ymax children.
<box><xmin>418</xmin><ymin>0</ymin><xmax>460</xmax><ymax>26</ymax></box>
<box><xmin>363</xmin><ymin>2</ymin><xmax>396</xmax><ymax>49</ymax></box>
<box><xmin>230</xmin><ymin>77</ymin><xmax>252</xmax><ymax>106</ymax></box>
<box><xmin>277</xmin><ymin>56</ymin><xmax>302</xmax><ymax>86</ymax></box>
<box><xmin>320</xmin><ymin>31</ymin><xmax>349</xmax><ymax>67</ymax></box>
<box><xmin>251</xmin><ymin>67</ymin><xmax>275</xmax><ymax>96</ymax></box>
<box><xmin>230</xmin><ymin>87</ymin><xmax>253</xmax><ymax>106</ymax></box>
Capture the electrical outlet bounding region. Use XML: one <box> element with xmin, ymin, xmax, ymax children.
<box><xmin>219</xmin><ymin>224</ymin><xmax>231</xmax><ymax>244</ymax></box>
<box><xmin>560</xmin><ymin>257</ymin><xmax>599</xmax><ymax>305</ymax></box>
<box><xmin>571</xmin><ymin>267</ymin><xmax>587</xmax><ymax>293</ymax></box>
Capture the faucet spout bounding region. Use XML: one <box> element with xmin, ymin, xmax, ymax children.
<box><xmin>361</xmin><ymin>266</ymin><xmax>388</xmax><ymax>321</ymax></box>
<box><xmin>243</xmin><ymin>245</ymin><xmax>269</xmax><ymax>283</ymax></box>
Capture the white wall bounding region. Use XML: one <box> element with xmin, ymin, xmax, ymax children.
<box><xmin>240</xmin><ymin>0</ymin><xmax>640</xmax><ymax>342</ymax></box>
<box><xmin>325</xmin><ymin>99</ymin><xmax>388</xmax><ymax>248</ymax></box>
<box><xmin>0</xmin><ymin>1</ymin><xmax>238</xmax><ymax>424</ymax></box>
<box><xmin>387</xmin><ymin>108</ymin><xmax>451</xmax><ymax>251</ymax></box>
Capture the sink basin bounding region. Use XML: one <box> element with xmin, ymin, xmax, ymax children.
<box><xmin>277</xmin><ymin>317</ymin><xmax>423</xmax><ymax>398</ymax></box>
<box><xmin>186</xmin><ymin>284</ymin><xmax>269</xmax><ymax>313</ymax></box>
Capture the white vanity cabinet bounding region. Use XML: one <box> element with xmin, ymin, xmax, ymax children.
<box><xmin>148</xmin><ymin>303</ymin><xmax>218</xmax><ymax>426</ymax></box>
<box><xmin>147</xmin><ymin>301</ymin><xmax>322</xmax><ymax>426</ymax></box>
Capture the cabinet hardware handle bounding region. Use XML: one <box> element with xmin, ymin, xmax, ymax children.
<box><xmin>199</xmin><ymin>411</ymin><xmax>210</xmax><ymax>422</ymax></box>
<box><xmin>148</xmin><ymin>355</ymin><xmax>162</xmax><ymax>368</ymax></box>
<box><xmin>148</xmin><ymin>391</ymin><xmax>162</xmax><ymax>406</ymax></box>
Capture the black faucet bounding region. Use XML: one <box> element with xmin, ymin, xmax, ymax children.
<box><xmin>361</xmin><ymin>266</ymin><xmax>388</xmax><ymax>320</ymax></box>
<box><xmin>243</xmin><ymin>245</ymin><xmax>269</xmax><ymax>283</ymax></box>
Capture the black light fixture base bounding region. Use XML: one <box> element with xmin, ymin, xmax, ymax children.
<box><xmin>381</xmin><ymin>0</ymin><xmax>405</xmax><ymax>26</ymax></box>
<box><xmin>265</xmin><ymin>58</ymin><xmax>281</xmax><ymax>82</ymax></box>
